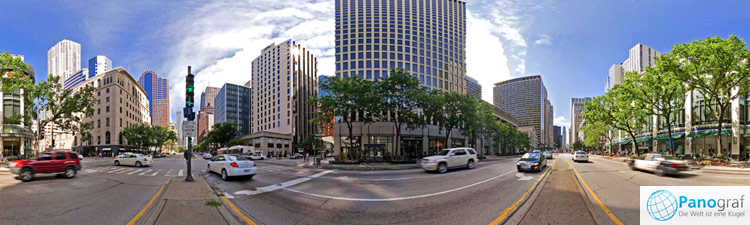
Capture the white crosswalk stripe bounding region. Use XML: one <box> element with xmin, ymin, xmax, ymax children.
<box><xmin>139</xmin><ymin>169</ymin><xmax>153</xmax><ymax>176</ymax></box>
<box><xmin>106</xmin><ymin>168</ymin><xmax>127</xmax><ymax>173</ymax></box>
<box><xmin>116</xmin><ymin>168</ymin><xmax>133</xmax><ymax>174</ymax></box>
<box><xmin>178</xmin><ymin>170</ymin><xmax>183</xmax><ymax>176</ymax></box>
<box><xmin>149</xmin><ymin>171</ymin><xmax>158</xmax><ymax>176</ymax></box>
<box><xmin>128</xmin><ymin>169</ymin><xmax>144</xmax><ymax>175</ymax></box>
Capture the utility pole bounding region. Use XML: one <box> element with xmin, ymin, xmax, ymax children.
<box><xmin>183</xmin><ymin>66</ymin><xmax>196</xmax><ymax>182</ymax></box>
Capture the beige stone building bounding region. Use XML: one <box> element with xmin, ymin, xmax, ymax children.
<box><xmin>71</xmin><ymin>67</ymin><xmax>150</xmax><ymax>156</ymax></box>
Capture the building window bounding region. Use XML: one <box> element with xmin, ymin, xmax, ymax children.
<box><xmin>105</xmin><ymin>131</ymin><xmax>111</xmax><ymax>144</ymax></box>
<box><xmin>106</xmin><ymin>118</ymin><xmax>110</xmax><ymax>126</ymax></box>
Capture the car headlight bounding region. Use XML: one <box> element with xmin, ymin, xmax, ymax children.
<box><xmin>533</xmin><ymin>162</ymin><xmax>540</xmax><ymax>166</ymax></box>
<box><xmin>427</xmin><ymin>159</ymin><xmax>436</xmax><ymax>163</ymax></box>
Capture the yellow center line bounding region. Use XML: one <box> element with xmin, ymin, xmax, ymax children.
<box><xmin>488</xmin><ymin>159</ymin><xmax>556</xmax><ymax>225</ymax></box>
<box><xmin>221</xmin><ymin>195</ymin><xmax>258</xmax><ymax>225</ymax></box>
<box><xmin>127</xmin><ymin>178</ymin><xmax>172</xmax><ymax>225</ymax></box>
<box><xmin>567</xmin><ymin>160</ymin><xmax>625</xmax><ymax>225</ymax></box>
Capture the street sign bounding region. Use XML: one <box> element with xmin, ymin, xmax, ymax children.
<box><xmin>315</xmin><ymin>133</ymin><xmax>324</xmax><ymax>137</ymax></box>
<box><xmin>183</xmin><ymin>121</ymin><xmax>196</xmax><ymax>137</ymax></box>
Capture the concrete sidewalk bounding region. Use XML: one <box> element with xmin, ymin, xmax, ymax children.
<box><xmin>514</xmin><ymin>160</ymin><xmax>601</xmax><ymax>225</ymax></box>
<box><xmin>142</xmin><ymin>176</ymin><xmax>240</xmax><ymax>225</ymax></box>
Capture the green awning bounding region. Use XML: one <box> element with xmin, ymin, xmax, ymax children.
<box><xmin>635</xmin><ymin>136</ymin><xmax>652</xmax><ymax>142</ymax></box>
<box><xmin>621</xmin><ymin>139</ymin><xmax>633</xmax><ymax>144</ymax></box>
<box><xmin>687</xmin><ymin>129</ymin><xmax>731</xmax><ymax>137</ymax></box>
<box><xmin>654</xmin><ymin>133</ymin><xmax>685</xmax><ymax>140</ymax></box>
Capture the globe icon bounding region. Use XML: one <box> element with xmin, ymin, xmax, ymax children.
<box><xmin>647</xmin><ymin>190</ymin><xmax>678</xmax><ymax>221</ymax></box>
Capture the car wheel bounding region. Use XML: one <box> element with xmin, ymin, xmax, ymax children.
<box><xmin>115</xmin><ymin>160</ymin><xmax>120</xmax><ymax>166</ymax></box>
<box><xmin>438</xmin><ymin>163</ymin><xmax>448</xmax><ymax>174</ymax></box>
<box><xmin>135</xmin><ymin>161</ymin><xmax>142</xmax><ymax>168</ymax></box>
<box><xmin>467</xmin><ymin>160</ymin><xmax>475</xmax><ymax>169</ymax></box>
<box><xmin>64</xmin><ymin>167</ymin><xmax>76</xmax><ymax>179</ymax></box>
<box><xmin>221</xmin><ymin>169</ymin><xmax>229</xmax><ymax>181</ymax></box>
<box><xmin>20</xmin><ymin>168</ymin><xmax>34</xmax><ymax>182</ymax></box>
<box><xmin>655</xmin><ymin>167</ymin><xmax>666</xmax><ymax>176</ymax></box>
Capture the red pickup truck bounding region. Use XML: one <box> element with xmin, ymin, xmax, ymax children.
<box><xmin>9</xmin><ymin>150</ymin><xmax>82</xmax><ymax>182</ymax></box>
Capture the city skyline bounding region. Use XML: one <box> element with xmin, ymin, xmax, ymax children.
<box><xmin>4</xmin><ymin>0</ymin><xmax>750</xmax><ymax>128</ymax></box>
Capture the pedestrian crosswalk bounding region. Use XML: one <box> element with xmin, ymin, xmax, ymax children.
<box><xmin>81</xmin><ymin>166</ymin><xmax>189</xmax><ymax>177</ymax></box>
<box><xmin>256</xmin><ymin>165</ymin><xmax>292</xmax><ymax>172</ymax></box>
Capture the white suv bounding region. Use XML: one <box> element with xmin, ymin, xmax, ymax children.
<box><xmin>421</xmin><ymin>148</ymin><xmax>479</xmax><ymax>173</ymax></box>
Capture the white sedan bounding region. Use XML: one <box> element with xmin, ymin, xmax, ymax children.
<box><xmin>114</xmin><ymin>154</ymin><xmax>153</xmax><ymax>167</ymax></box>
<box><xmin>248</xmin><ymin>154</ymin><xmax>266</xmax><ymax>160</ymax></box>
<box><xmin>207</xmin><ymin>154</ymin><xmax>257</xmax><ymax>181</ymax></box>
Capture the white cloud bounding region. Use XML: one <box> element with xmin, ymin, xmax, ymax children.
<box><xmin>534</xmin><ymin>34</ymin><xmax>552</xmax><ymax>45</ymax></box>
<box><xmin>466</xmin><ymin>13</ymin><xmax>512</xmax><ymax>103</ymax></box>
<box><xmin>554</xmin><ymin>116</ymin><xmax>569</xmax><ymax>127</ymax></box>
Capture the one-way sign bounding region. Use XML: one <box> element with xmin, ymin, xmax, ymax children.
<box><xmin>183</xmin><ymin>121</ymin><xmax>196</xmax><ymax>137</ymax></box>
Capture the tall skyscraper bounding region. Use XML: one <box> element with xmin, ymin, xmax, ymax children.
<box><xmin>88</xmin><ymin>55</ymin><xmax>112</xmax><ymax>78</ymax></box>
<box><xmin>47</xmin><ymin>39</ymin><xmax>81</xmax><ymax>82</ymax></box>
<box><xmin>494</xmin><ymin>75</ymin><xmax>551</xmax><ymax>146</ymax></box>
<box><xmin>251</xmin><ymin>40</ymin><xmax>317</xmax><ymax>155</ymax></box>
<box><xmin>175</xmin><ymin>110</ymin><xmax>184</xmax><ymax>148</ymax></box>
<box><xmin>64</xmin><ymin>68</ymin><xmax>88</xmax><ymax>90</ymax></box>
<box><xmin>553</xmin><ymin>125</ymin><xmax>562</xmax><ymax>148</ymax></box>
<box><xmin>200</xmin><ymin>86</ymin><xmax>220</xmax><ymax>110</ymax></box>
<box><xmin>570</xmin><ymin>97</ymin><xmax>593</xmax><ymax>145</ymax></box>
<box><xmin>214</xmin><ymin>83</ymin><xmax>251</xmax><ymax>136</ymax></box>
<box><xmin>466</xmin><ymin>76</ymin><xmax>482</xmax><ymax>100</ymax></box>
<box><xmin>562</xmin><ymin>126</ymin><xmax>567</xmax><ymax>148</ymax></box>
<box><xmin>138</xmin><ymin>71</ymin><xmax>170</xmax><ymax>127</ymax></box>
<box><xmin>545</xmin><ymin>99</ymin><xmax>554</xmax><ymax>146</ymax></box>
<box><xmin>606</xmin><ymin>43</ymin><xmax>661</xmax><ymax>91</ymax></box>
<box><xmin>333</xmin><ymin>0</ymin><xmax>468</xmax><ymax>155</ymax></box>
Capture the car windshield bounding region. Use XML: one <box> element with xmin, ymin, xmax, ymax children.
<box><xmin>521</xmin><ymin>153</ymin><xmax>541</xmax><ymax>160</ymax></box>
<box><xmin>436</xmin><ymin>149</ymin><xmax>451</xmax><ymax>156</ymax></box>
<box><xmin>543</xmin><ymin>151</ymin><xmax>551</xmax><ymax>154</ymax></box>
<box><xmin>575</xmin><ymin>152</ymin><xmax>586</xmax><ymax>155</ymax></box>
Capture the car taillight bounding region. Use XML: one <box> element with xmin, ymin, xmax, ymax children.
<box><xmin>669</xmin><ymin>163</ymin><xmax>682</xmax><ymax>168</ymax></box>
<box><xmin>230</xmin><ymin>162</ymin><xmax>238</xmax><ymax>168</ymax></box>
<box><xmin>144</xmin><ymin>158</ymin><xmax>148</xmax><ymax>161</ymax></box>
<box><xmin>12</xmin><ymin>161</ymin><xmax>23</xmax><ymax>168</ymax></box>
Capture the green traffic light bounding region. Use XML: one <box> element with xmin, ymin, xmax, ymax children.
<box><xmin>187</xmin><ymin>85</ymin><xmax>194</xmax><ymax>93</ymax></box>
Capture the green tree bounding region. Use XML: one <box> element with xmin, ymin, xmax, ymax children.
<box><xmin>623</xmin><ymin>60</ymin><xmax>686</xmax><ymax>155</ymax></box>
<box><xmin>227</xmin><ymin>138</ymin><xmax>248</xmax><ymax>147</ymax></box>
<box><xmin>151</xmin><ymin>126</ymin><xmax>176</xmax><ymax>154</ymax></box>
<box><xmin>465</xmin><ymin>101</ymin><xmax>496</xmax><ymax>156</ymax></box>
<box><xmin>667</xmin><ymin>35</ymin><xmax>750</xmax><ymax>157</ymax></box>
<box><xmin>207</xmin><ymin>123</ymin><xmax>240</xmax><ymax>148</ymax></box>
<box><xmin>122</xmin><ymin>124</ymin><xmax>152</xmax><ymax>151</ymax></box>
<box><xmin>378</xmin><ymin>69</ymin><xmax>423</xmax><ymax>158</ymax></box>
<box><xmin>584</xmin><ymin>85</ymin><xmax>649</xmax><ymax>156</ymax></box>
<box><xmin>572</xmin><ymin>141</ymin><xmax>584</xmax><ymax>151</ymax></box>
<box><xmin>581</xmin><ymin>121</ymin><xmax>612</xmax><ymax>152</ymax></box>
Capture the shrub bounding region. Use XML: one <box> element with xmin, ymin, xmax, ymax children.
<box><xmin>329</xmin><ymin>160</ymin><xmax>360</xmax><ymax>165</ymax></box>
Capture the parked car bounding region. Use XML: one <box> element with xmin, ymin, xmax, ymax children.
<box><xmin>247</xmin><ymin>153</ymin><xmax>266</xmax><ymax>160</ymax></box>
<box><xmin>203</xmin><ymin>153</ymin><xmax>213</xmax><ymax>160</ymax></box>
<box><xmin>154</xmin><ymin>152</ymin><xmax>166</xmax><ymax>158</ymax></box>
<box><xmin>517</xmin><ymin>152</ymin><xmax>547</xmax><ymax>172</ymax></box>
<box><xmin>629</xmin><ymin>153</ymin><xmax>689</xmax><ymax>176</ymax></box>
<box><xmin>542</xmin><ymin>151</ymin><xmax>553</xmax><ymax>159</ymax></box>
<box><xmin>289</xmin><ymin>153</ymin><xmax>303</xmax><ymax>159</ymax></box>
<box><xmin>207</xmin><ymin>154</ymin><xmax>257</xmax><ymax>181</ymax></box>
<box><xmin>421</xmin><ymin>147</ymin><xmax>478</xmax><ymax>173</ymax></box>
<box><xmin>573</xmin><ymin>151</ymin><xmax>589</xmax><ymax>162</ymax></box>
<box><xmin>114</xmin><ymin>153</ymin><xmax>153</xmax><ymax>167</ymax></box>
<box><xmin>9</xmin><ymin>150</ymin><xmax>81</xmax><ymax>182</ymax></box>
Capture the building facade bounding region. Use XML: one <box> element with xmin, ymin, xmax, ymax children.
<box><xmin>200</xmin><ymin>86</ymin><xmax>220</xmax><ymax>110</ymax></box>
<box><xmin>71</xmin><ymin>67</ymin><xmax>150</xmax><ymax>156</ymax></box>
<box><xmin>333</xmin><ymin>0</ymin><xmax>468</xmax><ymax>158</ymax></box>
<box><xmin>64</xmin><ymin>68</ymin><xmax>89</xmax><ymax>90</ymax></box>
<box><xmin>570</xmin><ymin>97</ymin><xmax>592</xmax><ymax>145</ymax></box>
<box><xmin>48</xmin><ymin>39</ymin><xmax>81</xmax><ymax>82</ymax></box>
<box><xmin>466</xmin><ymin>76</ymin><xmax>481</xmax><ymax>100</ymax></box>
<box><xmin>250</xmin><ymin>40</ymin><xmax>317</xmax><ymax>156</ymax></box>
<box><xmin>88</xmin><ymin>55</ymin><xmax>112</xmax><ymax>78</ymax></box>
<box><xmin>553</xmin><ymin>125</ymin><xmax>562</xmax><ymax>148</ymax></box>
<box><xmin>1</xmin><ymin>55</ymin><xmax>35</xmax><ymax>158</ymax></box>
<box><xmin>494</xmin><ymin>75</ymin><xmax>552</xmax><ymax>146</ymax></box>
<box><xmin>215</xmin><ymin>83</ymin><xmax>251</xmax><ymax>136</ymax></box>
<box><xmin>196</xmin><ymin>105</ymin><xmax>214</xmax><ymax>144</ymax></box>
<box><xmin>138</xmin><ymin>71</ymin><xmax>170</xmax><ymax>127</ymax></box>
<box><xmin>606</xmin><ymin>43</ymin><xmax>661</xmax><ymax>91</ymax></box>
<box><xmin>175</xmin><ymin>110</ymin><xmax>184</xmax><ymax>148</ymax></box>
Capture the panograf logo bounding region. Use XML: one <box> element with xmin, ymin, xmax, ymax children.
<box><xmin>641</xmin><ymin>186</ymin><xmax>749</xmax><ymax>225</ymax></box>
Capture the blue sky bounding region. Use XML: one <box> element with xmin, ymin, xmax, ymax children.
<box><xmin>2</xmin><ymin>0</ymin><xmax>750</xmax><ymax>137</ymax></box>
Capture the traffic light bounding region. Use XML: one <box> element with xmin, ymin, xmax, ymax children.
<box><xmin>185</xmin><ymin>66</ymin><xmax>195</xmax><ymax>108</ymax></box>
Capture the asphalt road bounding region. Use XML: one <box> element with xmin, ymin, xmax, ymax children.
<box><xmin>0</xmin><ymin>155</ymin><xmax>197</xmax><ymax>225</ymax></box>
<box><xmin>205</xmin><ymin>156</ymin><xmax>546</xmax><ymax>225</ymax></box>
<box><xmin>561</xmin><ymin>153</ymin><xmax>750</xmax><ymax>225</ymax></box>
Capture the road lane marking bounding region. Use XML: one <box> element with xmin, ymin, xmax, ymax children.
<box><xmin>149</xmin><ymin>171</ymin><xmax>159</xmax><ymax>176</ymax></box>
<box><xmin>280</xmin><ymin>170</ymin><xmax>515</xmax><ymax>202</ymax></box>
<box><xmin>489</xmin><ymin>160</ymin><xmax>555</xmax><ymax>225</ymax></box>
<box><xmin>567</xmin><ymin>160</ymin><xmax>625</xmax><ymax>225</ymax></box>
<box><xmin>128</xmin><ymin>169</ymin><xmax>144</xmax><ymax>175</ymax></box>
<box><xmin>221</xmin><ymin>195</ymin><xmax>257</xmax><ymax>225</ymax></box>
<box><xmin>178</xmin><ymin>170</ymin><xmax>183</xmax><ymax>176</ymax></box>
<box><xmin>116</xmin><ymin>168</ymin><xmax>133</xmax><ymax>174</ymax></box>
<box><xmin>164</xmin><ymin>169</ymin><xmax>174</xmax><ymax>176</ymax></box>
<box><xmin>126</xmin><ymin>178</ymin><xmax>171</xmax><ymax>225</ymax></box>
<box><xmin>516</xmin><ymin>173</ymin><xmax>534</xmax><ymax>181</ymax></box>
<box><xmin>235</xmin><ymin>170</ymin><xmax>334</xmax><ymax>196</ymax></box>
<box><xmin>107</xmin><ymin>168</ymin><xmax>127</xmax><ymax>173</ymax></box>
<box><xmin>139</xmin><ymin>169</ymin><xmax>153</xmax><ymax>176</ymax></box>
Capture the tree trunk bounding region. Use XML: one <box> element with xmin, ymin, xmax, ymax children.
<box><xmin>666</xmin><ymin>116</ymin><xmax>675</xmax><ymax>156</ymax></box>
<box><xmin>716</xmin><ymin>108</ymin><xmax>725</xmax><ymax>159</ymax></box>
<box><xmin>445</xmin><ymin>128</ymin><xmax>452</xmax><ymax>149</ymax></box>
<box><xmin>394</xmin><ymin>123</ymin><xmax>401</xmax><ymax>160</ymax></box>
<box><xmin>628</xmin><ymin>131</ymin><xmax>639</xmax><ymax>156</ymax></box>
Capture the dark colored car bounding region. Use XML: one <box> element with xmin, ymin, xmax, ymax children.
<box><xmin>9</xmin><ymin>151</ymin><xmax>82</xmax><ymax>182</ymax></box>
<box><xmin>517</xmin><ymin>152</ymin><xmax>547</xmax><ymax>172</ymax></box>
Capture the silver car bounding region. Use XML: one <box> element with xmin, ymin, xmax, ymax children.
<box><xmin>207</xmin><ymin>154</ymin><xmax>257</xmax><ymax>181</ymax></box>
<box><xmin>573</xmin><ymin>151</ymin><xmax>589</xmax><ymax>162</ymax></box>
<box><xmin>421</xmin><ymin>148</ymin><xmax>479</xmax><ymax>173</ymax></box>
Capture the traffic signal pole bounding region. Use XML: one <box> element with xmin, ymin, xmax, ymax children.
<box><xmin>184</xmin><ymin>66</ymin><xmax>196</xmax><ymax>182</ymax></box>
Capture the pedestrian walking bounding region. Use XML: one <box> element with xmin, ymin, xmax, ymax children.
<box><xmin>1</xmin><ymin>151</ymin><xmax>4</xmax><ymax>162</ymax></box>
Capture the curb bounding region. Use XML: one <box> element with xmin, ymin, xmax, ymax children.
<box><xmin>504</xmin><ymin>165</ymin><xmax>554</xmax><ymax>224</ymax></box>
<box><xmin>570</xmin><ymin>165</ymin><xmax>609</xmax><ymax>225</ymax></box>
<box><xmin>141</xmin><ymin>178</ymin><xmax>241</xmax><ymax>225</ymax></box>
